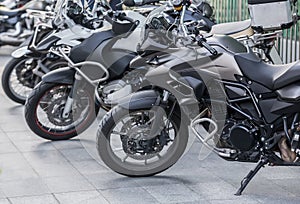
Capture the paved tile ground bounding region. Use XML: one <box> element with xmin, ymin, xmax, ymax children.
<box><xmin>0</xmin><ymin>47</ymin><xmax>300</xmax><ymax>203</ymax></box>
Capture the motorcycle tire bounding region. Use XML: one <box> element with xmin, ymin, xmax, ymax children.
<box><xmin>97</xmin><ymin>105</ymin><xmax>188</xmax><ymax>177</ymax></box>
<box><xmin>1</xmin><ymin>57</ymin><xmax>67</xmax><ymax>104</ymax></box>
<box><xmin>25</xmin><ymin>82</ymin><xmax>99</xmax><ymax>140</ymax></box>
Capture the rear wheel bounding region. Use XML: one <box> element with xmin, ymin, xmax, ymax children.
<box><xmin>97</xmin><ymin>105</ymin><xmax>188</xmax><ymax>176</ymax></box>
<box><xmin>25</xmin><ymin>82</ymin><xmax>99</xmax><ymax>140</ymax></box>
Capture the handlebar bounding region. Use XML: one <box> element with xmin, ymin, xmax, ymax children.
<box><xmin>196</xmin><ymin>35</ymin><xmax>218</xmax><ymax>55</ymax></box>
<box><xmin>104</xmin><ymin>12</ymin><xmax>136</xmax><ymax>24</ymax></box>
<box><xmin>104</xmin><ymin>11</ymin><xmax>140</xmax><ymax>36</ymax></box>
<box><xmin>104</xmin><ymin>14</ymin><xmax>114</xmax><ymax>24</ymax></box>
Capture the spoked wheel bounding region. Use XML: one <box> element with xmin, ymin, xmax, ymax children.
<box><xmin>25</xmin><ymin>82</ymin><xmax>99</xmax><ymax>140</ymax></box>
<box><xmin>97</xmin><ymin>105</ymin><xmax>188</xmax><ymax>176</ymax></box>
<box><xmin>1</xmin><ymin>57</ymin><xmax>67</xmax><ymax>104</ymax></box>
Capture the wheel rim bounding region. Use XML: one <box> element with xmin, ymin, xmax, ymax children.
<box><xmin>106</xmin><ymin>109</ymin><xmax>181</xmax><ymax>172</ymax></box>
<box><xmin>35</xmin><ymin>85</ymin><xmax>94</xmax><ymax>136</ymax></box>
<box><xmin>8</xmin><ymin>58</ymin><xmax>38</xmax><ymax>101</ymax></box>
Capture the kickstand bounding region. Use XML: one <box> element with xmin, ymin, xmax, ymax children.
<box><xmin>235</xmin><ymin>157</ymin><xmax>269</xmax><ymax>196</ymax></box>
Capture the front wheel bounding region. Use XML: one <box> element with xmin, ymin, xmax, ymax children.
<box><xmin>97</xmin><ymin>105</ymin><xmax>188</xmax><ymax>177</ymax></box>
<box><xmin>1</xmin><ymin>57</ymin><xmax>67</xmax><ymax>104</ymax></box>
<box><xmin>25</xmin><ymin>82</ymin><xmax>99</xmax><ymax>140</ymax></box>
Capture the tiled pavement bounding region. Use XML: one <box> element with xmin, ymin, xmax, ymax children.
<box><xmin>0</xmin><ymin>47</ymin><xmax>300</xmax><ymax>203</ymax></box>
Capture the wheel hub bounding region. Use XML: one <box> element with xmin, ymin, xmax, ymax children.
<box><xmin>46</xmin><ymin>98</ymin><xmax>73</xmax><ymax>126</ymax></box>
<box><xmin>120</xmin><ymin>120</ymin><xmax>166</xmax><ymax>160</ymax></box>
<box><xmin>15</xmin><ymin>60</ymin><xmax>39</xmax><ymax>88</ymax></box>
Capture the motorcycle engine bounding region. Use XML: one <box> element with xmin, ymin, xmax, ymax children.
<box><xmin>219</xmin><ymin>119</ymin><xmax>258</xmax><ymax>151</ymax></box>
<box><xmin>99</xmin><ymin>69</ymin><xmax>147</xmax><ymax>106</ymax></box>
<box><xmin>100</xmin><ymin>80</ymin><xmax>132</xmax><ymax>106</ymax></box>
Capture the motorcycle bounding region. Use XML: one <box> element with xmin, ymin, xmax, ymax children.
<box><xmin>0</xmin><ymin>0</ymin><xmax>54</xmax><ymax>47</ymax></box>
<box><xmin>1</xmin><ymin>0</ymin><xmax>105</xmax><ymax>104</ymax></box>
<box><xmin>96</xmin><ymin>0</ymin><xmax>300</xmax><ymax>196</ymax></box>
<box><xmin>23</xmin><ymin>0</ymin><xmax>216</xmax><ymax>140</ymax></box>
<box><xmin>4</xmin><ymin>0</ymin><xmax>287</xmax><ymax>105</ymax></box>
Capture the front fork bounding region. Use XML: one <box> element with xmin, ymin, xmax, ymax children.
<box><xmin>148</xmin><ymin>90</ymin><xmax>170</xmax><ymax>138</ymax></box>
<box><xmin>32</xmin><ymin>59</ymin><xmax>51</xmax><ymax>77</ymax></box>
<box><xmin>61</xmin><ymin>71</ymin><xmax>98</xmax><ymax>118</ymax></box>
<box><xmin>62</xmin><ymin>86</ymin><xmax>75</xmax><ymax>119</ymax></box>
<box><xmin>62</xmin><ymin>74</ymin><xmax>82</xmax><ymax>118</ymax></box>
<box><xmin>62</xmin><ymin>96</ymin><xmax>74</xmax><ymax>118</ymax></box>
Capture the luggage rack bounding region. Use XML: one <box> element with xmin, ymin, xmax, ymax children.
<box><xmin>236</xmin><ymin>31</ymin><xmax>283</xmax><ymax>64</ymax></box>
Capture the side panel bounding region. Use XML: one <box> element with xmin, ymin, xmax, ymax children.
<box><xmin>145</xmin><ymin>45</ymin><xmax>243</xmax><ymax>105</ymax></box>
<box><xmin>259</xmin><ymin>98</ymin><xmax>300</xmax><ymax>124</ymax></box>
<box><xmin>259</xmin><ymin>99</ymin><xmax>282</xmax><ymax>123</ymax></box>
<box><xmin>35</xmin><ymin>35</ymin><xmax>60</xmax><ymax>52</ymax></box>
<box><xmin>276</xmin><ymin>82</ymin><xmax>300</xmax><ymax>102</ymax></box>
<box><xmin>86</xmin><ymin>36</ymin><xmax>137</xmax><ymax>80</ymax></box>
<box><xmin>225</xmin><ymin>85</ymin><xmax>247</xmax><ymax>100</ymax></box>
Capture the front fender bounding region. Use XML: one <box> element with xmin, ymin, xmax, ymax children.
<box><xmin>11</xmin><ymin>46</ymin><xmax>31</xmax><ymax>58</ymax></box>
<box><xmin>119</xmin><ymin>90</ymin><xmax>160</xmax><ymax>111</ymax></box>
<box><xmin>42</xmin><ymin>67</ymin><xmax>75</xmax><ymax>85</ymax></box>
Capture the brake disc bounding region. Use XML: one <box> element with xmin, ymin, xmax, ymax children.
<box><xmin>15</xmin><ymin>59</ymin><xmax>39</xmax><ymax>88</ymax></box>
<box><xmin>46</xmin><ymin>97</ymin><xmax>74</xmax><ymax>126</ymax></box>
<box><xmin>120</xmin><ymin>117</ymin><xmax>164</xmax><ymax>160</ymax></box>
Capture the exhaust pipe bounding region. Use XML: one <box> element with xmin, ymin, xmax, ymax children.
<box><xmin>278</xmin><ymin>137</ymin><xmax>297</xmax><ymax>162</ymax></box>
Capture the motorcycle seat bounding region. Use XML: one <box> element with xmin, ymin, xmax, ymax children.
<box><xmin>210</xmin><ymin>19</ymin><xmax>253</xmax><ymax>37</ymax></box>
<box><xmin>0</xmin><ymin>7</ymin><xmax>24</xmax><ymax>17</ymax></box>
<box><xmin>235</xmin><ymin>53</ymin><xmax>300</xmax><ymax>90</ymax></box>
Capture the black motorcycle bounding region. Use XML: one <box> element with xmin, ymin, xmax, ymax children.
<box><xmin>96</xmin><ymin>0</ymin><xmax>300</xmax><ymax>196</ymax></box>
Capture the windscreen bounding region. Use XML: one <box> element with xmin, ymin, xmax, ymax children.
<box><xmin>139</xmin><ymin>5</ymin><xmax>167</xmax><ymax>45</ymax></box>
<box><xmin>137</xmin><ymin>4</ymin><xmax>183</xmax><ymax>53</ymax></box>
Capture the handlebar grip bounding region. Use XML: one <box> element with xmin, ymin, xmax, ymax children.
<box><xmin>104</xmin><ymin>15</ymin><xmax>114</xmax><ymax>24</ymax></box>
<box><xmin>199</xmin><ymin>39</ymin><xmax>218</xmax><ymax>55</ymax></box>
